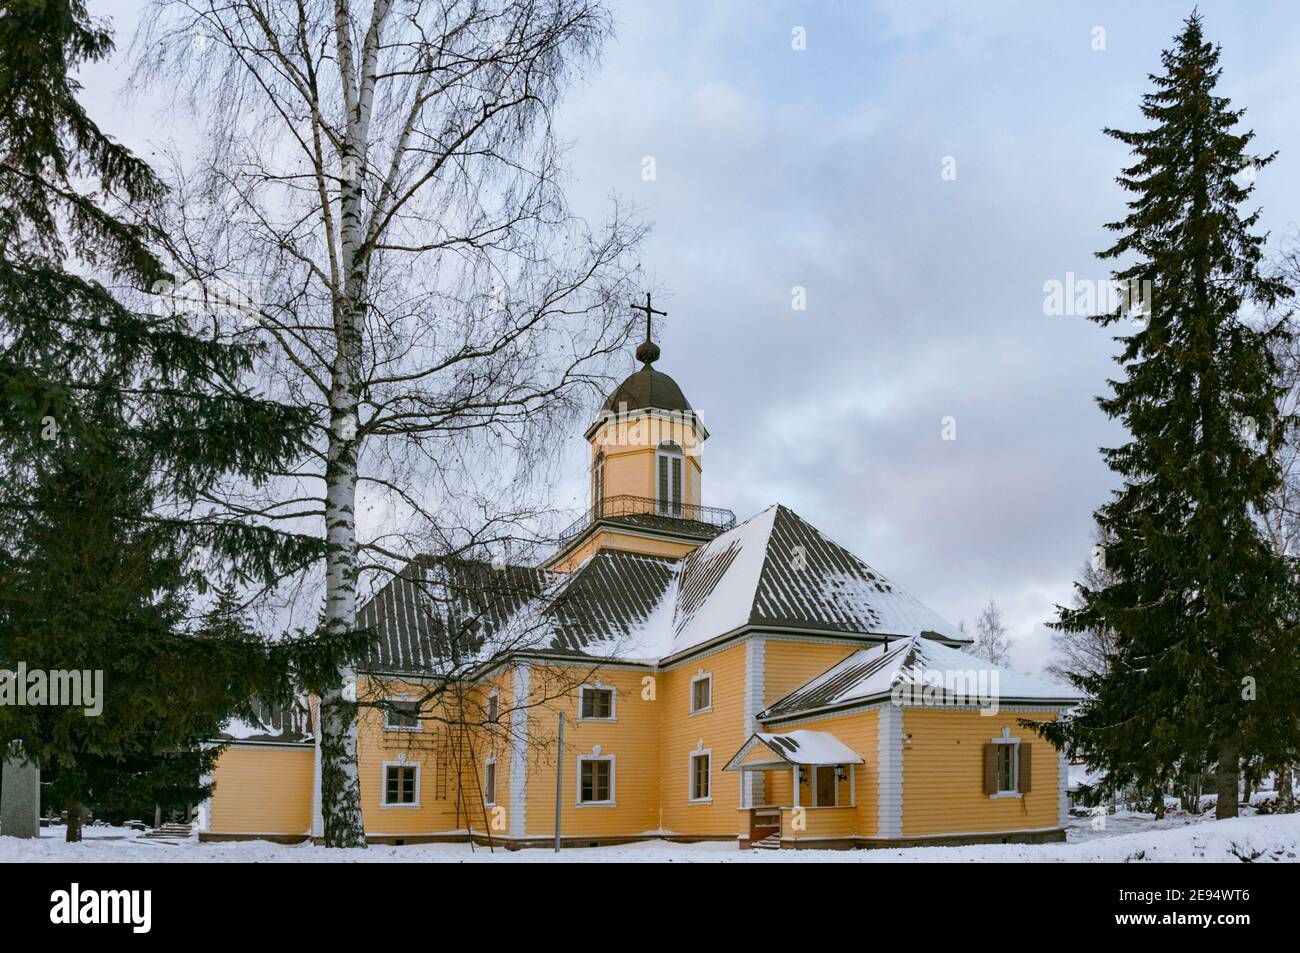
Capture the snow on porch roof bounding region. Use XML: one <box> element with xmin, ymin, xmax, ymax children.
<box><xmin>723</xmin><ymin>730</ymin><xmax>865</xmax><ymax>771</ymax></box>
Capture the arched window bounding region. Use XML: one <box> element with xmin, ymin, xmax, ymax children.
<box><xmin>592</xmin><ymin>451</ymin><xmax>605</xmax><ymax>516</ymax></box>
<box><xmin>656</xmin><ymin>441</ymin><xmax>683</xmax><ymax>516</ymax></box>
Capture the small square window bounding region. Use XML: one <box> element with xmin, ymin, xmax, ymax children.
<box><xmin>691</xmin><ymin>675</ymin><xmax>711</xmax><ymax>713</ymax></box>
<box><xmin>384</xmin><ymin>765</ymin><xmax>418</xmax><ymax>805</ymax></box>
<box><xmin>384</xmin><ymin>700</ymin><xmax>420</xmax><ymax>731</ymax></box>
<box><xmin>580</xmin><ymin>687</ymin><xmax>613</xmax><ymax>720</ymax></box>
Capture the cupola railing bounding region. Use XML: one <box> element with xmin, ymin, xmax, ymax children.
<box><xmin>556</xmin><ymin>494</ymin><xmax>737</xmax><ymax>550</ymax></box>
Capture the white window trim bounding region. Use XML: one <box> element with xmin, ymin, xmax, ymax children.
<box><xmin>990</xmin><ymin>733</ymin><xmax>1022</xmax><ymax>799</ymax></box>
<box><xmin>687</xmin><ymin>747</ymin><xmax>713</xmax><ymax>804</ymax></box>
<box><xmin>689</xmin><ymin>671</ymin><xmax>713</xmax><ymax>716</ymax></box>
<box><xmin>483</xmin><ymin>754</ymin><xmax>497</xmax><ymax>807</ymax></box>
<box><xmin>380</xmin><ymin>760</ymin><xmax>421</xmax><ymax>809</ymax></box>
<box><xmin>382</xmin><ymin>695</ymin><xmax>423</xmax><ymax>733</ymax></box>
<box><xmin>575</xmin><ymin>752</ymin><xmax>617</xmax><ymax>807</ymax></box>
<box><xmin>486</xmin><ymin>689</ymin><xmax>500</xmax><ymax>725</ymax></box>
<box><xmin>578</xmin><ymin>682</ymin><xmax>617</xmax><ymax>723</ymax></box>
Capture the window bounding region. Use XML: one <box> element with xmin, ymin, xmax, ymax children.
<box><xmin>996</xmin><ymin>743</ymin><xmax>1017</xmax><ymax>793</ymax></box>
<box><xmin>579</xmin><ymin>685</ymin><xmax>614</xmax><ymax>721</ymax></box>
<box><xmin>486</xmin><ymin>691</ymin><xmax>499</xmax><ymax>724</ymax></box>
<box><xmin>690</xmin><ymin>673</ymin><xmax>712</xmax><ymax>714</ymax></box>
<box><xmin>984</xmin><ymin>735</ymin><xmax>1027</xmax><ymax>797</ymax></box>
<box><xmin>592</xmin><ymin>451</ymin><xmax>605</xmax><ymax>516</ymax></box>
<box><xmin>384</xmin><ymin>699</ymin><xmax>420</xmax><ymax>731</ymax></box>
<box><xmin>578</xmin><ymin>757</ymin><xmax>614</xmax><ymax>805</ymax></box>
<box><xmin>656</xmin><ymin>441</ymin><xmax>683</xmax><ymax>516</ymax></box>
<box><xmin>690</xmin><ymin>752</ymin><xmax>711</xmax><ymax>802</ymax></box>
<box><xmin>383</xmin><ymin>764</ymin><xmax>419</xmax><ymax>806</ymax></box>
<box><xmin>483</xmin><ymin>758</ymin><xmax>497</xmax><ymax>805</ymax></box>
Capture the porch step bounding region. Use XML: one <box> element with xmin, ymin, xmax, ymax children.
<box><xmin>752</xmin><ymin>832</ymin><xmax>782</xmax><ymax>850</ymax></box>
<box><xmin>144</xmin><ymin>822</ymin><xmax>194</xmax><ymax>838</ymax></box>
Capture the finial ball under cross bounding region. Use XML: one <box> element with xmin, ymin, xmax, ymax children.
<box><xmin>631</xmin><ymin>292</ymin><xmax>665</xmax><ymax>365</ymax></box>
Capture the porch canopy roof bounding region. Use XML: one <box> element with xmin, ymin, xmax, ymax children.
<box><xmin>723</xmin><ymin>730</ymin><xmax>864</xmax><ymax>772</ymax></box>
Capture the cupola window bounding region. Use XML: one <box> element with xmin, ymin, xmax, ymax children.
<box><xmin>592</xmin><ymin>451</ymin><xmax>605</xmax><ymax>516</ymax></box>
<box><xmin>656</xmin><ymin>441</ymin><xmax>683</xmax><ymax>516</ymax></box>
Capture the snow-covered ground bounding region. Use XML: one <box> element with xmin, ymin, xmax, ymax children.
<box><xmin>4</xmin><ymin>810</ymin><xmax>1298</xmax><ymax>862</ymax></box>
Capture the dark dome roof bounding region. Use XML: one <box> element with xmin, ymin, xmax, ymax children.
<box><xmin>601</xmin><ymin>364</ymin><xmax>693</xmax><ymax>416</ymax></box>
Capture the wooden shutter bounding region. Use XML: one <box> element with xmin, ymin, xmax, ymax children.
<box><xmin>983</xmin><ymin>744</ymin><xmax>998</xmax><ymax>795</ymax></box>
<box><xmin>1018</xmin><ymin>743</ymin><xmax>1032</xmax><ymax>794</ymax></box>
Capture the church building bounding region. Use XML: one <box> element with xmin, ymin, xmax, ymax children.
<box><xmin>203</xmin><ymin>300</ymin><xmax>1078</xmax><ymax>850</ymax></box>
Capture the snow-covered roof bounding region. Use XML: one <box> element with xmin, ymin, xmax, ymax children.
<box><xmin>218</xmin><ymin>697</ymin><xmax>313</xmax><ymax>745</ymax></box>
<box><xmin>1069</xmin><ymin>764</ymin><xmax>1107</xmax><ymax>792</ymax></box>
<box><xmin>761</xmin><ymin>636</ymin><xmax>1081</xmax><ymax>721</ymax></box>
<box><xmin>357</xmin><ymin>504</ymin><xmax>972</xmax><ymax>673</ymax></box>
<box><xmin>723</xmin><ymin>730</ymin><xmax>865</xmax><ymax>770</ymax></box>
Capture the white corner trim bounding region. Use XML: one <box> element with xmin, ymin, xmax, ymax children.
<box><xmin>509</xmin><ymin>665</ymin><xmax>530</xmax><ymax>840</ymax></box>
<box><xmin>310</xmin><ymin>698</ymin><xmax>323</xmax><ymax>838</ymax></box>
<box><xmin>877</xmin><ymin>704</ymin><xmax>903</xmax><ymax>838</ymax></box>
<box><xmin>1058</xmin><ymin>748</ymin><xmax>1069</xmax><ymax>827</ymax></box>
<box><xmin>744</xmin><ymin>636</ymin><xmax>767</xmax><ymax>808</ymax></box>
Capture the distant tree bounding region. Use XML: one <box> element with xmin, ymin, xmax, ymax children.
<box><xmin>1045</xmin><ymin>531</ymin><xmax>1118</xmax><ymax>684</ymax></box>
<box><xmin>969</xmin><ymin>599</ymin><xmax>1010</xmax><ymax>666</ymax></box>
<box><xmin>1032</xmin><ymin>14</ymin><xmax>1300</xmax><ymax>821</ymax></box>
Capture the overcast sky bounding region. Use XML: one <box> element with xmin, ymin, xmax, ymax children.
<box><xmin>79</xmin><ymin>1</ymin><xmax>1300</xmax><ymax>675</ymax></box>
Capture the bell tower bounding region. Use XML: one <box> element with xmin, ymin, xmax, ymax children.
<box><xmin>545</xmin><ymin>294</ymin><xmax>734</xmax><ymax>572</ymax></box>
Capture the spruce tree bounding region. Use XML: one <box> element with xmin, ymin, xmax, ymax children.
<box><xmin>1035</xmin><ymin>14</ymin><xmax>1299</xmax><ymax>820</ymax></box>
<box><xmin>0</xmin><ymin>2</ymin><xmax>362</xmax><ymax>839</ymax></box>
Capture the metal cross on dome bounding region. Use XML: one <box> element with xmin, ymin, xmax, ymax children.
<box><xmin>630</xmin><ymin>292</ymin><xmax>666</xmax><ymax>343</ymax></box>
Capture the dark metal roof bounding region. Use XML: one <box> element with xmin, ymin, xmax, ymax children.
<box><xmin>357</xmin><ymin>550</ymin><xmax>676</xmax><ymax>674</ymax></box>
<box><xmin>358</xmin><ymin>558</ymin><xmax>553</xmax><ymax>674</ymax></box>
<box><xmin>544</xmin><ymin>549</ymin><xmax>676</xmax><ymax>654</ymax></box>
<box><xmin>748</xmin><ymin>505</ymin><xmax>954</xmax><ymax>637</ymax></box>
<box><xmin>600</xmin><ymin>364</ymin><xmax>693</xmax><ymax>416</ymax></box>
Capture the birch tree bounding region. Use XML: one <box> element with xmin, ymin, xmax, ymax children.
<box><xmin>133</xmin><ymin>0</ymin><xmax>643</xmax><ymax>846</ymax></box>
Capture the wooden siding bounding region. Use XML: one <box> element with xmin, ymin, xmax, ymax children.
<box><xmin>208</xmin><ymin>745</ymin><xmax>314</xmax><ymax>836</ymax></box>
<box><xmin>901</xmin><ymin>707</ymin><xmax>1062</xmax><ymax>836</ymax></box>
<box><xmin>750</xmin><ymin>708</ymin><xmax>879</xmax><ymax>839</ymax></box>
<box><xmin>763</xmin><ymin>639</ymin><xmax>861</xmax><ymax>708</ymax></box>
<box><xmin>657</xmin><ymin>642</ymin><xmax>748</xmax><ymax>835</ymax></box>
<box><xmin>523</xmin><ymin>665</ymin><xmax>662</xmax><ymax>839</ymax></box>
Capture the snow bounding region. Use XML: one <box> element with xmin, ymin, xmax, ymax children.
<box><xmin>592</xmin><ymin>571</ymin><xmax>679</xmax><ymax>662</ymax></box>
<box><xmin>7</xmin><ymin>811</ymin><xmax>1296</xmax><ymax>863</ymax></box>
<box><xmin>750</xmin><ymin>730</ymin><xmax>865</xmax><ymax>765</ymax></box>
<box><xmin>818</xmin><ymin>570</ymin><xmax>966</xmax><ymax>642</ymax></box>
<box><xmin>766</xmin><ymin>636</ymin><xmax>1079</xmax><ymax>717</ymax></box>
<box><xmin>671</xmin><ymin>506</ymin><xmax>776</xmax><ymax>652</ymax></box>
<box><xmin>907</xmin><ymin>638</ymin><xmax>1081</xmax><ymax>700</ymax></box>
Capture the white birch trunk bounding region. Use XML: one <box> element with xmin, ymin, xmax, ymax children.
<box><xmin>316</xmin><ymin>0</ymin><xmax>393</xmax><ymax>849</ymax></box>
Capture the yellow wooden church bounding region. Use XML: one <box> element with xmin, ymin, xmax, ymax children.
<box><xmin>203</xmin><ymin>309</ymin><xmax>1079</xmax><ymax>850</ymax></box>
